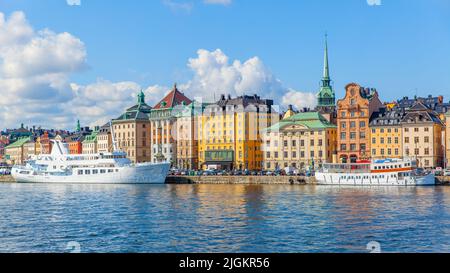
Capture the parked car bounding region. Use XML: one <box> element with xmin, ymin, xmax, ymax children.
<box><xmin>444</xmin><ymin>169</ymin><xmax>450</xmax><ymax>176</ymax></box>
<box><xmin>0</xmin><ymin>168</ymin><xmax>10</xmax><ymax>175</ymax></box>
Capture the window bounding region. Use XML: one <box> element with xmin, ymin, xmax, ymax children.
<box><xmin>310</xmin><ymin>140</ymin><xmax>314</xmax><ymax>146</ymax></box>
<box><xmin>405</xmin><ymin>137</ymin><xmax>409</xmax><ymax>144</ymax></box>
<box><xmin>425</xmin><ymin>148</ymin><xmax>430</xmax><ymax>155</ymax></box>
<box><xmin>380</xmin><ymin>137</ymin><xmax>384</xmax><ymax>144</ymax></box>
<box><xmin>341</xmin><ymin>111</ymin><xmax>346</xmax><ymax>118</ymax></box>
<box><xmin>341</xmin><ymin>144</ymin><xmax>347</xmax><ymax>151</ymax></box>
<box><xmin>360</xmin><ymin>132</ymin><xmax>366</xmax><ymax>139</ymax></box>
<box><xmin>350</xmin><ymin>132</ymin><xmax>356</xmax><ymax>139</ymax></box>
<box><xmin>284</xmin><ymin>151</ymin><xmax>288</xmax><ymax>158</ymax></box>
<box><xmin>340</xmin><ymin>132</ymin><xmax>346</xmax><ymax>140</ymax></box>
<box><xmin>414</xmin><ymin>128</ymin><xmax>419</xmax><ymax>132</ymax></box>
<box><xmin>424</xmin><ymin>136</ymin><xmax>429</xmax><ymax>143</ymax></box>
<box><xmin>360</xmin><ymin>121</ymin><xmax>366</xmax><ymax>128</ymax></box>
<box><xmin>360</xmin><ymin>144</ymin><xmax>366</xmax><ymax>151</ymax></box>
<box><xmin>372</xmin><ymin>138</ymin><xmax>376</xmax><ymax>144</ymax></box>
<box><xmin>292</xmin><ymin>140</ymin><xmax>296</xmax><ymax>147</ymax></box>
<box><xmin>350</xmin><ymin>144</ymin><xmax>356</xmax><ymax>151</ymax></box>
<box><xmin>350</xmin><ymin>121</ymin><xmax>356</xmax><ymax>128</ymax></box>
<box><xmin>414</xmin><ymin>137</ymin><xmax>419</xmax><ymax>144</ymax></box>
<box><xmin>372</xmin><ymin>149</ymin><xmax>376</xmax><ymax>155</ymax></box>
<box><xmin>292</xmin><ymin>151</ymin><xmax>297</xmax><ymax>158</ymax></box>
<box><xmin>284</xmin><ymin>140</ymin><xmax>288</xmax><ymax>147</ymax></box>
<box><xmin>341</xmin><ymin>122</ymin><xmax>346</xmax><ymax>129</ymax></box>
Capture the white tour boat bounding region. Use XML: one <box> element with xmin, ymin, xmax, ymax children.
<box><xmin>11</xmin><ymin>123</ymin><xmax>170</xmax><ymax>184</ymax></box>
<box><xmin>315</xmin><ymin>158</ymin><xmax>435</xmax><ymax>186</ymax></box>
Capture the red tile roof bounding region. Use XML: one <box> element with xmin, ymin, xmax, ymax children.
<box><xmin>153</xmin><ymin>84</ymin><xmax>192</xmax><ymax>109</ymax></box>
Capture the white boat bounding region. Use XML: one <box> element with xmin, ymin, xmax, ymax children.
<box><xmin>11</xmin><ymin>139</ymin><xmax>170</xmax><ymax>184</ymax></box>
<box><xmin>315</xmin><ymin>158</ymin><xmax>435</xmax><ymax>186</ymax></box>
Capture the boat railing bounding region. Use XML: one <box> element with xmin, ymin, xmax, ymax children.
<box><xmin>321</xmin><ymin>163</ymin><xmax>371</xmax><ymax>173</ymax></box>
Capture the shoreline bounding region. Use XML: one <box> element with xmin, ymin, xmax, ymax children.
<box><xmin>2</xmin><ymin>175</ymin><xmax>449</xmax><ymax>185</ymax></box>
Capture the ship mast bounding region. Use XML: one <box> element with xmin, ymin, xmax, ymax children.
<box><xmin>109</xmin><ymin>120</ymin><xmax>119</xmax><ymax>152</ymax></box>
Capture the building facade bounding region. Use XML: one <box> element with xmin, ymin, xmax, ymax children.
<box><xmin>82</xmin><ymin>131</ymin><xmax>98</xmax><ymax>155</ymax></box>
<box><xmin>445</xmin><ymin>111</ymin><xmax>450</xmax><ymax>168</ymax></box>
<box><xmin>175</xmin><ymin>101</ymin><xmax>207</xmax><ymax>170</ymax></box>
<box><xmin>113</xmin><ymin>91</ymin><xmax>152</xmax><ymax>163</ymax></box>
<box><xmin>316</xmin><ymin>35</ymin><xmax>336</xmax><ymax>124</ymax></box>
<box><xmin>337</xmin><ymin>83</ymin><xmax>384</xmax><ymax>163</ymax></box>
<box><xmin>97</xmin><ymin>123</ymin><xmax>112</xmax><ymax>153</ymax></box>
<box><xmin>4</xmin><ymin>137</ymin><xmax>32</xmax><ymax>165</ymax></box>
<box><xmin>149</xmin><ymin>84</ymin><xmax>192</xmax><ymax>165</ymax></box>
<box><xmin>198</xmin><ymin>94</ymin><xmax>277</xmax><ymax>171</ymax></box>
<box><xmin>263</xmin><ymin>112</ymin><xmax>337</xmax><ymax>171</ymax></box>
<box><xmin>400</xmin><ymin>102</ymin><xmax>444</xmax><ymax>168</ymax></box>
<box><xmin>369</xmin><ymin>109</ymin><xmax>404</xmax><ymax>159</ymax></box>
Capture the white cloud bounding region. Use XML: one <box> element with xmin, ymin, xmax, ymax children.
<box><xmin>0</xmin><ymin>11</ymin><xmax>318</xmax><ymax>131</ymax></box>
<box><xmin>162</xmin><ymin>0</ymin><xmax>193</xmax><ymax>13</ymax></box>
<box><xmin>367</xmin><ymin>0</ymin><xmax>381</xmax><ymax>6</ymax></box>
<box><xmin>204</xmin><ymin>0</ymin><xmax>232</xmax><ymax>5</ymax></box>
<box><xmin>183</xmin><ymin>49</ymin><xmax>285</xmax><ymax>102</ymax></box>
<box><xmin>281</xmin><ymin>89</ymin><xmax>317</xmax><ymax>111</ymax></box>
<box><xmin>0</xmin><ymin>11</ymin><xmax>87</xmax><ymax>129</ymax></box>
<box><xmin>66</xmin><ymin>0</ymin><xmax>81</xmax><ymax>6</ymax></box>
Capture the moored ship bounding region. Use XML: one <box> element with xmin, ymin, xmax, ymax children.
<box><xmin>11</xmin><ymin>139</ymin><xmax>170</xmax><ymax>184</ymax></box>
<box><xmin>315</xmin><ymin>158</ymin><xmax>435</xmax><ymax>186</ymax></box>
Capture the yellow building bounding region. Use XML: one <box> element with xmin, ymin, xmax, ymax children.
<box><xmin>401</xmin><ymin>102</ymin><xmax>444</xmax><ymax>168</ymax></box>
<box><xmin>198</xmin><ymin>94</ymin><xmax>277</xmax><ymax>171</ymax></box>
<box><xmin>262</xmin><ymin>112</ymin><xmax>337</xmax><ymax>171</ymax></box>
<box><xmin>369</xmin><ymin>110</ymin><xmax>403</xmax><ymax>159</ymax></box>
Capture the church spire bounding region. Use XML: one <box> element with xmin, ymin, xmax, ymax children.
<box><xmin>76</xmin><ymin>120</ymin><xmax>81</xmax><ymax>132</ymax></box>
<box><xmin>317</xmin><ymin>33</ymin><xmax>335</xmax><ymax>108</ymax></box>
<box><xmin>322</xmin><ymin>33</ymin><xmax>331</xmax><ymax>87</ymax></box>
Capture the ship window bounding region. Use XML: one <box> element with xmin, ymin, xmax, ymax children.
<box><xmin>100</xmin><ymin>169</ymin><xmax>106</xmax><ymax>174</ymax></box>
<box><xmin>93</xmin><ymin>170</ymin><xmax>98</xmax><ymax>174</ymax></box>
<box><xmin>85</xmin><ymin>170</ymin><xmax>91</xmax><ymax>175</ymax></box>
<box><xmin>108</xmin><ymin>169</ymin><xmax>113</xmax><ymax>173</ymax></box>
<box><xmin>115</xmin><ymin>169</ymin><xmax>119</xmax><ymax>172</ymax></box>
<box><xmin>78</xmin><ymin>170</ymin><xmax>83</xmax><ymax>175</ymax></box>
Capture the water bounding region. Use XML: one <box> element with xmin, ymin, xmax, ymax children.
<box><xmin>1</xmin><ymin>183</ymin><xmax>450</xmax><ymax>253</ymax></box>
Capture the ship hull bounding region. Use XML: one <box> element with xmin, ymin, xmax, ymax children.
<box><xmin>12</xmin><ymin>163</ymin><xmax>171</xmax><ymax>184</ymax></box>
<box><xmin>314</xmin><ymin>172</ymin><xmax>435</xmax><ymax>186</ymax></box>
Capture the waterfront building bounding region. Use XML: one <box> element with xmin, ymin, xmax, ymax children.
<box><xmin>64</xmin><ymin>121</ymin><xmax>92</xmax><ymax>155</ymax></box>
<box><xmin>0</xmin><ymin>136</ymin><xmax>9</xmax><ymax>162</ymax></box>
<box><xmin>23</xmin><ymin>139</ymin><xmax>36</xmax><ymax>159</ymax></box>
<box><xmin>336</xmin><ymin>83</ymin><xmax>384</xmax><ymax>163</ymax></box>
<box><xmin>4</xmin><ymin>136</ymin><xmax>32</xmax><ymax>165</ymax></box>
<box><xmin>263</xmin><ymin>112</ymin><xmax>337</xmax><ymax>171</ymax></box>
<box><xmin>445</xmin><ymin>111</ymin><xmax>450</xmax><ymax>168</ymax></box>
<box><xmin>315</xmin><ymin>35</ymin><xmax>336</xmax><ymax>124</ymax></box>
<box><xmin>198</xmin><ymin>94</ymin><xmax>277</xmax><ymax>171</ymax></box>
<box><xmin>82</xmin><ymin>131</ymin><xmax>98</xmax><ymax>155</ymax></box>
<box><xmin>113</xmin><ymin>91</ymin><xmax>152</xmax><ymax>163</ymax></box>
<box><xmin>7</xmin><ymin>124</ymin><xmax>32</xmax><ymax>142</ymax></box>
<box><xmin>400</xmin><ymin>101</ymin><xmax>444</xmax><ymax>168</ymax></box>
<box><xmin>369</xmin><ymin>109</ymin><xmax>405</xmax><ymax>159</ymax></box>
<box><xmin>64</xmin><ymin>134</ymin><xmax>84</xmax><ymax>154</ymax></box>
<box><xmin>97</xmin><ymin>123</ymin><xmax>112</xmax><ymax>153</ymax></box>
<box><xmin>35</xmin><ymin>131</ymin><xmax>52</xmax><ymax>155</ymax></box>
<box><xmin>395</xmin><ymin>95</ymin><xmax>450</xmax><ymax>121</ymax></box>
<box><xmin>149</xmin><ymin>84</ymin><xmax>192</xmax><ymax>165</ymax></box>
<box><xmin>175</xmin><ymin>100</ymin><xmax>208</xmax><ymax>170</ymax></box>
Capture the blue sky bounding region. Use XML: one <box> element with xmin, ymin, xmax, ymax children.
<box><xmin>0</xmin><ymin>0</ymin><xmax>449</xmax><ymax>129</ymax></box>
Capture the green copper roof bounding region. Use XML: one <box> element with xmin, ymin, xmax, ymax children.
<box><xmin>265</xmin><ymin>111</ymin><xmax>336</xmax><ymax>132</ymax></box>
<box><xmin>82</xmin><ymin>132</ymin><xmax>98</xmax><ymax>143</ymax></box>
<box><xmin>5</xmin><ymin>136</ymin><xmax>32</xmax><ymax>149</ymax></box>
<box><xmin>317</xmin><ymin>34</ymin><xmax>335</xmax><ymax>107</ymax></box>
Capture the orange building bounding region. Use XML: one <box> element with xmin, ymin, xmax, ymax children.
<box><xmin>64</xmin><ymin>134</ymin><xmax>84</xmax><ymax>154</ymax></box>
<box><xmin>337</xmin><ymin>83</ymin><xmax>383</xmax><ymax>163</ymax></box>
